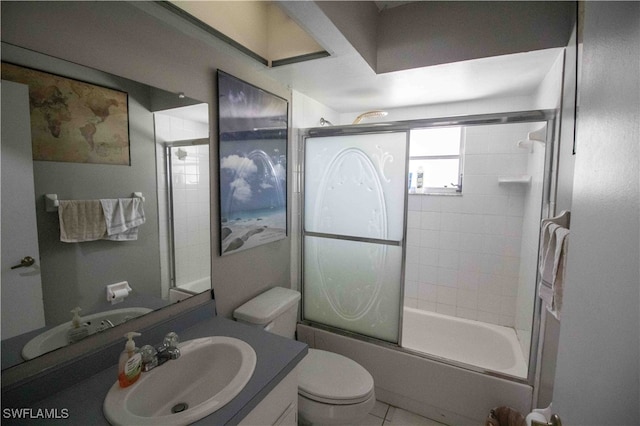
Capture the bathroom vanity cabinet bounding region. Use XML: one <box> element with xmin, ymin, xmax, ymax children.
<box><xmin>1</xmin><ymin>301</ymin><xmax>307</xmax><ymax>426</ymax></box>
<box><xmin>240</xmin><ymin>366</ymin><xmax>299</xmax><ymax>425</ymax></box>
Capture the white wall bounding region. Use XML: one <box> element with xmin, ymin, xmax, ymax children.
<box><xmin>290</xmin><ymin>90</ymin><xmax>340</xmax><ymax>292</ymax></box>
<box><xmin>292</xmin><ymin>90</ymin><xmax>340</xmax><ymax>129</ymax></box>
<box><xmin>553</xmin><ymin>2</ymin><xmax>640</xmax><ymax>424</ymax></box>
<box><xmin>534</xmin><ymin>50</ymin><xmax>566</xmax><ymax>111</ymax></box>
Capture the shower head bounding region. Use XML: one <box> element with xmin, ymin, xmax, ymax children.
<box><xmin>320</xmin><ymin>117</ymin><xmax>333</xmax><ymax>126</ymax></box>
<box><xmin>352</xmin><ymin>110</ymin><xmax>388</xmax><ymax>124</ymax></box>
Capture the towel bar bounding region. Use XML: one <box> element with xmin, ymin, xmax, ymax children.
<box><xmin>44</xmin><ymin>193</ymin><xmax>145</xmax><ymax>212</ymax></box>
<box><xmin>541</xmin><ymin>210</ymin><xmax>570</xmax><ymax>229</ymax></box>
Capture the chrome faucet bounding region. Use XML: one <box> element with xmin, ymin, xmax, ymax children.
<box><xmin>157</xmin><ymin>332</ymin><xmax>181</xmax><ymax>362</ymax></box>
<box><xmin>141</xmin><ymin>332</ymin><xmax>181</xmax><ymax>372</ymax></box>
<box><xmin>95</xmin><ymin>319</ymin><xmax>116</xmax><ymax>333</ymax></box>
<box><xmin>140</xmin><ymin>345</ymin><xmax>158</xmax><ymax>372</ymax></box>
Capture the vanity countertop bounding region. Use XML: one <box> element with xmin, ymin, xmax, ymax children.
<box><xmin>4</xmin><ymin>314</ymin><xmax>307</xmax><ymax>425</ymax></box>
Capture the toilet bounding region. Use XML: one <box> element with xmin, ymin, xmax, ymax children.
<box><xmin>233</xmin><ymin>287</ymin><xmax>376</xmax><ymax>425</ymax></box>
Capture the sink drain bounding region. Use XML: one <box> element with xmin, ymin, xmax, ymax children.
<box><xmin>172</xmin><ymin>403</ymin><xmax>189</xmax><ymax>413</ymax></box>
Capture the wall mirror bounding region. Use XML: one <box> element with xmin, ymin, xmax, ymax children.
<box><xmin>1</xmin><ymin>42</ymin><xmax>211</xmax><ymax>370</ymax></box>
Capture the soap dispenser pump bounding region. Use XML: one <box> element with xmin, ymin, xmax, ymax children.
<box><xmin>67</xmin><ymin>307</ymin><xmax>89</xmax><ymax>343</ymax></box>
<box><xmin>118</xmin><ymin>332</ymin><xmax>142</xmax><ymax>388</ymax></box>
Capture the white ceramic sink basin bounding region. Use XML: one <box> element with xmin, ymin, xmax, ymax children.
<box><xmin>103</xmin><ymin>336</ymin><xmax>257</xmax><ymax>426</ymax></box>
<box><xmin>21</xmin><ymin>307</ymin><xmax>152</xmax><ymax>360</ymax></box>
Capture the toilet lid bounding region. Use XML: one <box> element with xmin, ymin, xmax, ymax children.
<box><xmin>298</xmin><ymin>349</ymin><xmax>374</xmax><ymax>405</ymax></box>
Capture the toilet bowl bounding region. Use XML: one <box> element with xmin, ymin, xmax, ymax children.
<box><xmin>297</xmin><ymin>348</ymin><xmax>375</xmax><ymax>425</ymax></box>
<box><xmin>233</xmin><ymin>287</ymin><xmax>376</xmax><ymax>425</ymax></box>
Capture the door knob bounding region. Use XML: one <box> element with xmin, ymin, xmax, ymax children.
<box><xmin>531</xmin><ymin>414</ymin><xmax>562</xmax><ymax>426</ymax></box>
<box><xmin>11</xmin><ymin>256</ymin><xmax>35</xmax><ymax>269</ymax></box>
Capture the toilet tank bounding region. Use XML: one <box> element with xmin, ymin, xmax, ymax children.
<box><xmin>233</xmin><ymin>287</ymin><xmax>301</xmax><ymax>339</ymax></box>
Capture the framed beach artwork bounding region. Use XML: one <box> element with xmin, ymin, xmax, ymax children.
<box><xmin>217</xmin><ymin>70</ymin><xmax>288</xmax><ymax>256</ymax></box>
<box><xmin>1</xmin><ymin>62</ymin><xmax>130</xmax><ymax>165</ymax></box>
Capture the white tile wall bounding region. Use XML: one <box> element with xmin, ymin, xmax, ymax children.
<box><xmin>404</xmin><ymin>123</ymin><xmax>536</xmax><ymax>327</ymax></box>
<box><xmin>171</xmin><ymin>144</ymin><xmax>210</xmax><ymax>287</ymax></box>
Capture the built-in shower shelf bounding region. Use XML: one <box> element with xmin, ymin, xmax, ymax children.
<box><xmin>498</xmin><ymin>175</ymin><xmax>532</xmax><ymax>185</ymax></box>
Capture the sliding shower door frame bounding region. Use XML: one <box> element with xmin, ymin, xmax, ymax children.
<box><xmin>299</xmin><ymin>109</ymin><xmax>557</xmax><ymax>386</ymax></box>
<box><xmin>164</xmin><ymin>138</ymin><xmax>209</xmax><ymax>293</ymax></box>
<box><xmin>301</xmin><ymin>129</ymin><xmax>411</xmax><ymax>345</ymax></box>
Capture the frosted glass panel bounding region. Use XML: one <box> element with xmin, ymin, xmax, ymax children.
<box><xmin>305</xmin><ymin>132</ymin><xmax>407</xmax><ymax>241</ymax></box>
<box><xmin>304</xmin><ymin>236</ymin><xmax>403</xmax><ymax>342</ymax></box>
<box><xmin>303</xmin><ymin>131</ymin><xmax>407</xmax><ymax>343</ymax></box>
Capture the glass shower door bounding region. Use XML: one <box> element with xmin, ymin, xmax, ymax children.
<box><xmin>303</xmin><ymin>132</ymin><xmax>407</xmax><ymax>343</ymax></box>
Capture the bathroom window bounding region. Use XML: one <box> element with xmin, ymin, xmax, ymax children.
<box><xmin>408</xmin><ymin>127</ymin><xmax>463</xmax><ymax>194</ymax></box>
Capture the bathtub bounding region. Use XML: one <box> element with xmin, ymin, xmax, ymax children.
<box><xmin>176</xmin><ymin>276</ymin><xmax>211</xmax><ymax>294</ymax></box>
<box><xmin>402</xmin><ymin>307</ymin><xmax>528</xmax><ymax>379</ymax></box>
<box><xmin>168</xmin><ymin>277</ymin><xmax>211</xmax><ymax>303</ymax></box>
<box><xmin>298</xmin><ymin>317</ymin><xmax>533</xmax><ymax>424</ymax></box>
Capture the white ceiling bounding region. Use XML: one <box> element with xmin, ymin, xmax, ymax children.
<box><xmin>266</xmin><ymin>47</ymin><xmax>563</xmax><ymax>113</ymax></box>
<box><xmin>266</xmin><ymin>1</ymin><xmax>564</xmax><ymax>114</ymax></box>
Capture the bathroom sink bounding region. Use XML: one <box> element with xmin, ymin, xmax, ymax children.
<box><xmin>21</xmin><ymin>307</ymin><xmax>152</xmax><ymax>360</ymax></box>
<box><xmin>103</xmin><ymin>336</ymin><xmax>257</xmax><ymax>426</ymax></box>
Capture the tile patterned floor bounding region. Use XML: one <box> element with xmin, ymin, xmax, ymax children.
<box><xmin>354</xmin><ymin>400</ymin><xmax>448</xmax><ymax>426</ymax></box>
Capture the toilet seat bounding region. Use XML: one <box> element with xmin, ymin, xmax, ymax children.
<box><xmin>298</xmin><ymin>349</ymin><xmax>374</xmax><ymax>405</ymax></box>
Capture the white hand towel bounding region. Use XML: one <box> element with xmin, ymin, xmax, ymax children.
<box><xmin>100</xmin><ymin>198</ymin><xmax>145</xmax><ymax>241</ymax></box>
<box><xmin>58</xmin><ymin>200</ymin><xmax>107</xmax><ymax>242</ymax></box>
<box><xmin>550</xmin><ymin>228</ymin><xmax>570</xmax><ymax>319</ymax></box>
<box><xmin>538</xmin><ymin>223</ymin><xmax>560</xmax><ymax>306</ymax></box>
<box><xmin>538</xmin><ymin>211</ymin><xmax>571</xmax><ymax>318</ymax></box>
<box><xmin>538</xmin><ymin>221</ymin><xmax>553</xmax><ymax>271</ymax></box>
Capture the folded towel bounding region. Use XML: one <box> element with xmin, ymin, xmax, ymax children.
<box><xmin>104</xmin><ymin>226</ymin><xmax>140</xmax><ymax>241</ymax></box>
<box><xmin>100</xmin><ymin>198</ymin><xmax>145</xmax><ymax>241</ymax></box>
<box><xmin>538</xmin><ymin>222</ymin><xmax>560</xmax><ymax>306</ymax></box>
<box><xmin>538</xmin><ymin>217</ymin><xmax>570</xmax><ymax>319</ymax></box>
<box><xmin>551</xmin><ymin>228</ymin><xmax>570</xmax><ymax>319</ymax></box>
<box><xmin>58</xmin><ymin>200</ymin><xmax>107</xmax><ymax>242</ymax></box>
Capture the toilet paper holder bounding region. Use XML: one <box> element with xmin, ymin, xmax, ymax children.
<box><xmin>106</xmin><ymin>281</ymin><xmax>132</xmax><ymax>304</ymax></box>
<box><xmin>531</xmin><ymin>414</ymin><xmax>562</xmax><ymax>426</ymax></box>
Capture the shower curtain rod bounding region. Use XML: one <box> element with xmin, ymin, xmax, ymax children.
<box><xmin>304</xmin><ymin>109</ymin><xmax>556</xmax><ymax>137</ymax></box>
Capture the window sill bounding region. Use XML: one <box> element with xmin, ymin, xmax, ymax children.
<box><xmin>408</xmin><ymin>189</ymin><xmax>462</xmax><ymax>196</ymax></box>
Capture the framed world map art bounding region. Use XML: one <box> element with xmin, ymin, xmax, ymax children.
<box><xmin>1</xmin><ymin>62</ymin><xmax>130</xmax><ymax>165</ymax></box>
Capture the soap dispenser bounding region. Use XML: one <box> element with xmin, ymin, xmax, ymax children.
<box><xmin>118</xmin><ymin>332</ymin><xmax>142</xmax><ymax>388</ymax></box>
<box><xmin>67</xmin><ymin>307</ymin><xmax>89</xmax><ymax>343</ymax></box>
